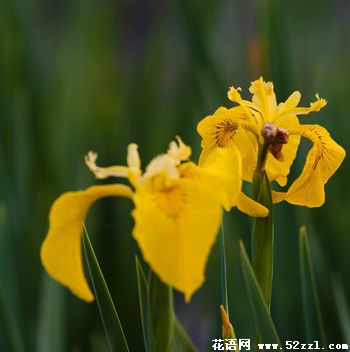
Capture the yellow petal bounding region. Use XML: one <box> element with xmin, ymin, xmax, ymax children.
<box><xmin>41</xmin><ymin>184</ymin><xmax>133</xmax><ymax>301</ymax></box>
<box><xmin>197</xmin><ymin>106</ymin><xmax>259</xmax><ymax>182</ymax></box>
<box><xmin>272</xmin><ymin>125</ymin><xmax>345</xmax><ymax>207</ymax></box>
<box><xmin>182</xmin><ymin>146</ymin><xmax>242</xmax><ymax>211</ymax></box>
<box><xmin>274</xmin><ymin>93</ymin><xmax>327</xmax><ymax>122</ymax></box>
<box><xmin>249</xmin><ymin>77</ymin><xmax>277</xmax><ymax>122</ymax></box>
<box><xmin>132</xmin><ymin>178</ymin><xmax>222</xmax><ymax>302</ymax></box>
<box><xmin>167</xmin><ymin>136</ymin><xmax>191</xmax><ymax>163</ymax></box>
<box><xmin>236</xmin><ymin>192</ymin><xmax>269</xmax><ymax>217</ymax></box>
<box><xmin>265</xmin><ymin>115</ymin><xmax>301</xmax><ymax>185</ymax></box>
<box><xmin>85</xmin><ymin>151</ymin><xmax>129</xmax><ymax>179</ymax></box>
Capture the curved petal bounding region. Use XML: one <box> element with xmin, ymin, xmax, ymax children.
<box><xmin>265</xmin><ymin>115</ymin><xmax>301</xmax><ymax>185</ymax></box>
<box><xmin>197</xmin><ymin>106</ymin><xmax>259</xmax><ymax>182</ymax></box>
<box><xmin>181</xmin><ymin>146</ymin><xmax>242</xmax><ymax>211</ymax></box>
<box><xmin>274</xmin><ymin>93</ymin><xmax>327</xmax><ymax>122</ymax></box>
<box><xmin>272</xmin><ymin>125</ymin><xmax>346</xmax><ymax>207</ymax></box>
<box><xmin>236</xmin><ymin>192</ymin><xmax>269</xmax><ymax>217</ymax></box>
<box><xmin>41</xmin><ymin>184</ymin><xmax>133</xmax><ymax>301</ymax></box>
<box><xmin>132</xmin><ymin>178</ymin><xmax>222</xmax><ymax>302</ymax></box>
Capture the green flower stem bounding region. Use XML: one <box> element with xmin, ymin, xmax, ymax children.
<box><xmin>148</xmin><ymin>271</ymin><xmax>174</xmax><ymax>352</ymax></box>
<box><xmin>251</xmin><ymin>168</ymin><xmax>274</xmax><ymax>311</ymax></box>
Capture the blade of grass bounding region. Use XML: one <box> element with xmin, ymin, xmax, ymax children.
<box><xmin>148</xmin><ymin>271</ymin><xmax>173</xmax><ymax>352</ymax></box>
<box><xmin>332</xmin><ymin>275</ymin><xmax>350</xmax><ymax>344</ymax></box>
<box><xmin>239</xmin><ymin>241</ymin><xmax>282</xmax><ymax>348</ymax></box>
<box><xmin>251</xmin><ymin>170</ymin><xmax>274</xmax><ymax>310</ymax></box>
<box><xmin>173</xmin><ymin>317</ymin><xmax>198</xmax><ymax>352</ymax></box>
<box><xmin>135</xmin><ymin>256</ymin><xmax>151</xmax><ymax>351</ymax></box>
<box><xmin>82</xmin><ymin>226</ymin><xmax>129</xmax><ymax>352</ymax></box>
<box><xmin>0</xmin><ymin>289</ymin><xmax>26</xmax><ymax>352</ymax></box>
<box><xmin>299</xmin><ymin>226</ymin><xmax>327</xmax><ymax>348</ymax></box>
<box><xmin>36</xmin><ymin>277</ymin><xmax>65</xmax><ymax>352</ymax></box>
<box><xmin>0</xmin><ymin>205</ymin><xmax>25</xmax><ymax>352</ymax></box>
<box><xmin>220</xmin><ymin>220</ymin><xmax>229</xmax><ymax>316</ymax></box>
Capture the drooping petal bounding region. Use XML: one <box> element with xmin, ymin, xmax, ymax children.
<box><xmin>132</xmin><ymin>178</ymin><xmax>222</xmax><ymax>302</ymax></box>
<box><xmin>41</xmin><ymin>184</ymin><xmax>133</xmax><ymax>301</ymax></box>
<box><xmin>197</xmin><ymin>106</ymin><xmax>259</xmax><ymax>182</ymax></box>
<box><xmin>272</xmin><ymin>125</ymin><xmax>346</xmax><ymax>207</ymax></box>
<box><xmin>236</xmin><ymin>192</ymin><xmax>269</xmax><ymax>217</ymax></box>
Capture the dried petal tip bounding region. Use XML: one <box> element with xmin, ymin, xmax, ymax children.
<box><xmin>220</xmin><ymin>305</ymin><xmax>235</xmax><ymax>339</ymax></box>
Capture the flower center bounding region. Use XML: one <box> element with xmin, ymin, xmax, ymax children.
<box><xmin>261</xmin><ymin>123</ymin><xmax>289</xmax><ymax>160</ymax></box>
<box><xmin>154</xmin><ymin>185</ymin><xmax>185</xmax><ymax>217</ymax></box>
<box><xmin>216</xmin><ymin>120</ymin><xmax>238</xmax><ymax>147</ymax></box>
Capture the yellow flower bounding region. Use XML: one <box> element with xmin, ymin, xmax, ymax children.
<box><xmin>41</xmin><ymin>137</ymin><xmax>267</xmax><ymax>303</ymax></box>
<box><xmin>197</xmin><ymin>77</ymin><xmax>346</xmax><ymax>207</ymax></box>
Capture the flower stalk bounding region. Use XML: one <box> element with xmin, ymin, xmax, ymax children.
<box><xmin>251</xmin><ymin>144</ymin><xmax>274</xmax><ymax>310</ymax></box>
<box><xmin>149</xmin><ymin>272</ymin><xmax>174</xmax><ymax>352</ymax></box>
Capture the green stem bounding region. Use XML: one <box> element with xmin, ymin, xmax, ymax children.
<box><xmin>148</xmin><ymin>272</ymin><xmax>174</xmax><ymax>352</ymax></box>
<box><xmin>251</xmin><ymin>169</ymin><xmax>274</xmax><ymax>311</ymax></box>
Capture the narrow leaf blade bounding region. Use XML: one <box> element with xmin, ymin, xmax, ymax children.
<box><xmin>173</xmin><ymin>317</ymin><xmax>198</xmax><ymax>352</ymax></box>
<box><xmin>239</xmin><ymin>241</ymin><xmax>282</xmax><ymax>347</ymax></box>
<box><xmin>220</xmin><ymin>221</ymin><xmax>229</xmax><ymax>316</ymax></box>
<box><xmin>299</xmin><ymin>226</ymin><xmax>327</xmax><ymax>347</ymax></box>
<box><xmin>148</xmin><ymin>271</ymin><xmax>173</xmax><ymax>352</ymax></box>
<box><xmin>82</xmin><ymin>227</ymin><xmax>129</xmax><ymax>352</ymax></box>
<box><xmin>135</xmin><ymin>256</ymin><xmax>151</xmax><ymax>351</ymax></box>
<box><xmin>332</xmin><ymin>275</ymin><xmax>350</xmax><ymax>344</ymax></box>
<box><xmin>251</xmin><ymin>170</ymin><xmax>274</xmax><ymax>310</ymax></box>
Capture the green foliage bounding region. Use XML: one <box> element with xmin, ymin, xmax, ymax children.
<box><xmin>299</xmin><ymin>227</ymin><xmax>327</xmax><ymax>347</ymax></box>
<box><xmin>83</xmin><ymin>228</ymin><xmax>129</xmax><ymax>352</ymax></box>
<box><xmin>0</xmin><ymin>0</ymin><xmax>349</xmax><ymax>350</ymax></box>
<box><xmin>240</xmin><ymin>241</ymin><xmax>282</xmax><ymax>348</ymax></box>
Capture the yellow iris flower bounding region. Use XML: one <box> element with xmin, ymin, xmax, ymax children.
<box><xmin>41</xmin><ymin>137</ymin><xmax>267</xmax><ymax>303</ymax></box>
<box><xmin>197</xmin><ymin>77</ymin><xmax>345</xmax><ymax>207</ymax></box>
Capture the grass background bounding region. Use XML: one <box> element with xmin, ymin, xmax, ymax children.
<box><xmin>1</xmin><ymin>0</ymin><xmax>350</xmax><ymax>350</ymax></box>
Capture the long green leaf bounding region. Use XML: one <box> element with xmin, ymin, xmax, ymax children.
<box><xmin>0</xmin><ymin>205</ymin><xmax>25</xmax><ymax>352</ymax></box>
<box><xmin>220</xmin><ymin>220</ymin><xmax>229</xmax><ymax>316</ymax></box>
<box><xmin>240</xmin><ymin>241</ymin><xmax>282</xmax><ymax>347</ymax></box>
<box><xmin>0</xmin><ymin>290</ymin><xmax>25</xmax><ymax>352</ymax></box>
<box><xmin>332</xmin><ymin>275</ymin><xmax>350</xmax><ymax>344</ymax></box>
<box><xmin>136</xmin><ymin>256</ymin><xmax>197</xmax><ymax>352</ymax></box>
<box><xmin>251</xmin><ymin>170</ymin><xmax>274</xmax><ymax>310</ymax></box>
<box><xmin>36</xmin><ymin>277</ymin><xmax>65</xmax><ymax>352</ymax></box>
<box><xmin>148</xmin><ymin>271</ymin><xmax>173</xmax><ymax>352</ymax></box>
<box><xmin>135</xmin><ymin>256</ymin><xmax>151</xmax><ymax>351</ymax></box>
<box><xmin>82</xmin><ymin>227</ymin><xmax>129</xmax><ymax>352</ymax></box>
<box><xmin>173</xmin><ymin>317</ymin><xmax>198</xmax><ymax>352</ymax></box>
<box><xmin>299</xmin><ymin>227</ymin><xmax>327</xmax><ymax>347</ymax></box>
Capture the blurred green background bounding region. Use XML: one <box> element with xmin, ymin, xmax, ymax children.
<box><xmin>1</xmin><ymin>0</ymin><xmax>350</xmax><ymax>350</ymax></box>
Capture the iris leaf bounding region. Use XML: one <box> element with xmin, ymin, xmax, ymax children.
<box><xmin>299</xmin><ymin>226</ymin><xmax>327</xmax><ymax>348</ymax></box>
<box><xmin>82</xmin><ymin>227</ymin><xmax>129</xmax><ymax>352</ymax></box>
<box><xmin>332</xmin><ymin>275</ymin><xmax>350</xmax><ymax>344</ymax></box>
<box><xmin>240</xmin><ymin>241</ymin><xmax>282</xmax><ymax>348</ymax></box>
<box><xmin>173</xmin><ymin>317</ymin><xmax>198</xmax><ymax>352</ymax></box>
<box><xmin>148</xmin><ymin>271</ymin><xmax>173</xmax><ymax>352</ymax></box>
<box><xmin>251</xmin><ymin>170</ymin><xmax>274</xmax><ymax>310</ymax></box>
<box><xmin>220</xmin><ymin>220</ymin><xmax>229</xmax><ymax>316</ymax></box>
<box><xmin>135</xmin><ymin>256</ymin><xmax>151</xmax><ymax>351</ymax></box>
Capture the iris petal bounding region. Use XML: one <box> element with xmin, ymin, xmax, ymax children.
<box><xmin>41</xmin><ymin>184</ymin><xmax>133</xmax><ymax>301</ymax></box>
<box><xmin>272</xmin><ymin>124</ymin><xmax>345</xmax><ymax>207</ymax></box>
<box><xmin>132</xmin><ymin>178</ymin><xmax>222</xmax><ymax>302</ymax></box>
